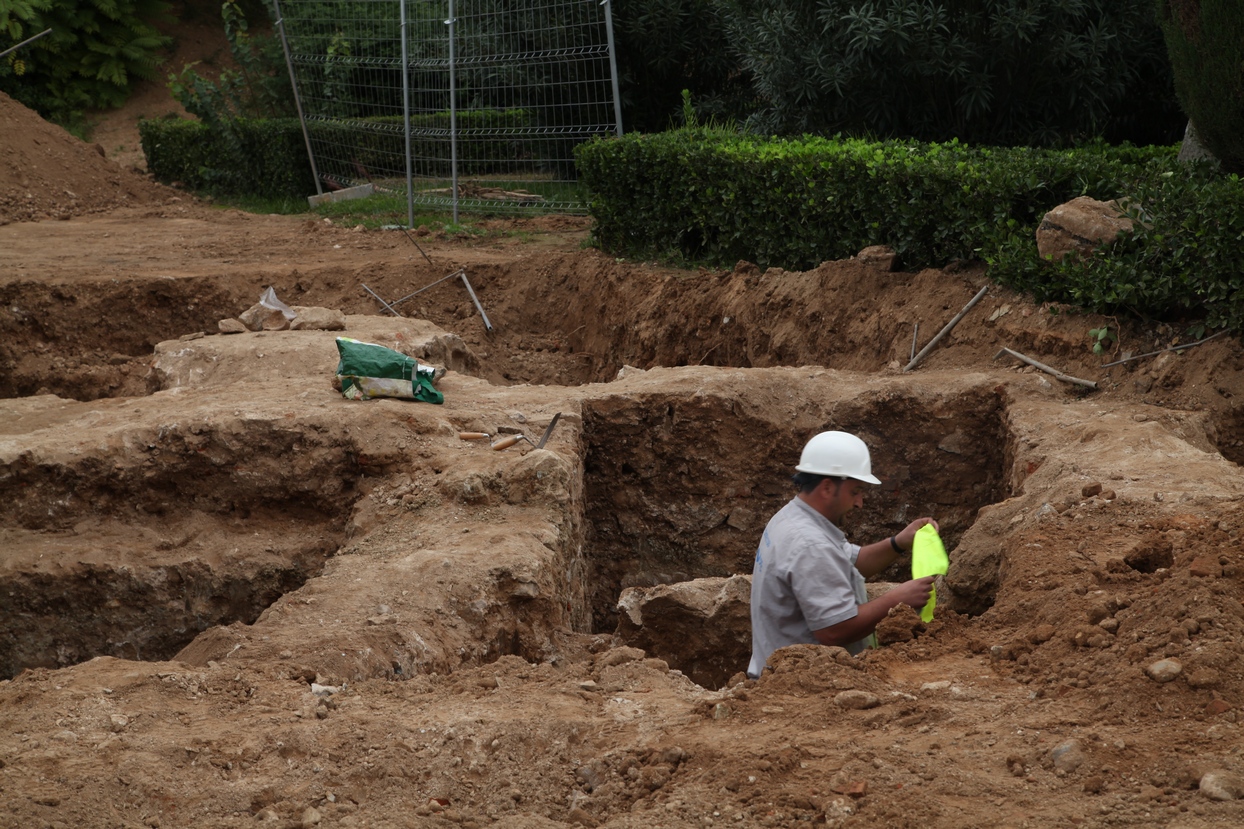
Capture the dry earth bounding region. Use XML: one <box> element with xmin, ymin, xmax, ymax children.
<box><xmin>3</xmin><ymin>89</ymin><xmax>1244</xmax><ymax>829</ymax></box>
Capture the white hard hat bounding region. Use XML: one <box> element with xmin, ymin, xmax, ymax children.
<box><xmin>795</xmin><ymin>431</ymin><xmax>881</xmax><ymax>484</ymax></box>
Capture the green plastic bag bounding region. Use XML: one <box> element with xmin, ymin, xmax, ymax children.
<box><xmin>911</xmin><ymin>524</ymin><xmax>948</xmax><ymax>623</ymax></box>
<box><xmin>334</xmin><ymin>337</ymin><xmax>443</xmax><ymax>404</ymax></box>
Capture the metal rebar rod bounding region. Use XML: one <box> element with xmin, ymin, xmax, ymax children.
<box><xmin>460</xmin><ymin>271</ymin><xmax>493</xmax><ymax>332</ymax></box>
<box><xmin>361</xmin><ymin>283</ymin><xmax>404</xmax><ymax>317</ymax></box>
<box><xmin>271</xmin><ymin>0</ymin><xmax>322</xmax><ymax>196</ymax></box>
<box><xmin>388</xmin><ymin>268</ymin><xmax>465</xmax><ymax>308</ymax></box>
<box><xmin>903</xmin><ymin>285</ymin><xmax>989</xmax><ymax>372</ymax></box>
<box><xmin>1100</xmin><ymin>330</ymin><xmax>1228</xmax><ymax>368</ymax></box>
<box><xmin>0</xmin><ymin>27</ymin><xmax>51</xmax><ymax>60</ymax></box>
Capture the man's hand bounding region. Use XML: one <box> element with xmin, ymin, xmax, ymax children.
<box><xmin>893</xmin><ymin>517</ymin><xmax>940</xmax><ymax>552</ymax></box>
<box><xmin>889</xmin><ymin>576</ymin><xmax>936</xmax><ymax>610</ymax></box>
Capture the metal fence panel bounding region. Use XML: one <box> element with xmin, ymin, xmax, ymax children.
<box><xmin>275</xmin><ymin>0</ymin><xmax>622</xmax><ymax>219</ymax></box>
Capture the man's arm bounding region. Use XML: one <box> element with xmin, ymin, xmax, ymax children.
<box><xmin>810</xmin><ymin>576</ymin><xmax>936</xmax><ymax>648</ymax></box>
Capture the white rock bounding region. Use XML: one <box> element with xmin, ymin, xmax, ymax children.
<box><xmin>834</xmin><ymin>690</ymin><xmax>880</xmax><ymax>710</ymax></box>
<box><xmin>1144</xmin><ymin>658</ymin><xmax>1182</xmax><ymax>683</ymax></box>
<box><xmin>1199</xmin><ymin>770</ymin><xmax>1244</xmax><ymax>801</ymax></box>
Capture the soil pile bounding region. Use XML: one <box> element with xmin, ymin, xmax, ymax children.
<box><xmin>0</xmin><ymin>91</ymin><xmax>178</xmax><ymax>224</ymax></box>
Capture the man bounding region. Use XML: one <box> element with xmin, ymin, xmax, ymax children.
<box><xmin>747</xmin><ymin>430</ymin><xmax>938</xmax><ymax>678</ymax></box>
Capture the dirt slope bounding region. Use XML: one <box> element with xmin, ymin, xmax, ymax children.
<box><xmin>3</xmin><ymin>77</ymin><xmax>1244</xmax><ymax>829</ymax></box>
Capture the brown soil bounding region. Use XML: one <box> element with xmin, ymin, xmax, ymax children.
<box><xmin>4</xmin><ymin>79</ymin><xmax>1244</xmax><ymax>829</ymax></box>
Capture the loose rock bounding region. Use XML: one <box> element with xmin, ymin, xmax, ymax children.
<box><xmin>834</xmin><ymin>690</ymin><xmax>880</xmax><ymax>710</ymax></box>
<box><xmin>1199</xmin><ymin>770</ymin><xmax>1244</xmax><ymax>801</ymax></box>
<box><xmin>1144</xmin><ymin>659</ymin><xmax>1183</xmax><ymax>683</ymax></box>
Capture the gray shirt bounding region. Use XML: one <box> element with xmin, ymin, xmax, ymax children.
<box><xmin>748</xmin><ymin>496</ymin><xmax>872</xmax><ymax>678</ymax></box>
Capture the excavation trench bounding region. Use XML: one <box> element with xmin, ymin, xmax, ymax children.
<box><xmin>574</xmin><ymin>384</ymin><xmax>1012</xmax><ymax>687</ymax></box>
<box><xmin>5</xmin><ymin>379</ymin><xmax>1013</xmax><ymax>686</ymax></box>
<box><xmin>0</xmin><ymin>411</ymin><xmax>360</xmax><ymax>679</ymax></box>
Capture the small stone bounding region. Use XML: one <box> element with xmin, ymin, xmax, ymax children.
<box><xmin>1186</xmin><ymin>668</ymin><xmax>1220</xmax><ymax>689</ymax></box>
<box><xmin>711</xmin><ymin>702</ymin><xmax>731</xmax><ymax>720</ymax></box>
<box><xmin>1144</xmin><ymin>659</ymin><xmax>1183</xmax><ymax>683</ymax></box>
<box><xmin>1205</xmin><ymin>699</ymin><xmax>1232</xmax><ymax>716</ymax></box>
<box><xmin>596</xmin><ymin>646</ymin><xmax>645</xmax><ymax>668</ymax></box>
<box><xmin>301</xmin><ymin>806</ymin><xmax>322</xmax><ymax>827</ymax></box>
<box><xmin>289</xmin><ymin>307</ymin><xmax>346</xmax><ymax>331</ymax></box>
<box><xmin>109</xmin><ymin>714</ymin><xmax>129</xmax><ymax>732</ymax></box>
<box><xmin>856</xmin><ymin>245</ymin><xmax>897</xmax><ymax>271</ymax></box>
<box><xmin>567</xmin><ymin>806</ymin><xmax>598</xmax><ymax>827</ymax></box>
<box><xmin>1029</xmin><ymin>624</ymin><xmax>1056</xmax><ymax>644</ymax></box>
<box><xmin>1050</xmin><ymin>740</ymin><xmax>1085</xmax><ymax>773</ymax></box>
<box><xmin>1199</xmin><ymin>770</ymin><xmax>1244</xmax><ymax>801</ymax></box>
<box><xmin>255</xmin><ymin>808</ymin><xmax>279</xmax><ymax>822</ymax></box>
<box><xmin>315</xmin><ymin>704</ymin><xmax>328</xmax><ymax>719</ymax></box>
<box><xmin>1083</xmin><ymin>775</ymin><xmax>1104</xmax><ymax>794</ymax></box>
<box><xmin>477</xmin><ymin>676</ymin><xmax>498</xmax><ymax>689</ymax></box>
<box><xmin>833</xmin><ymin>690</ymin><xmax>880</xmax><ymax>710</ymax></box>
<box><xmin>1190</xmin><ymin>556</ymin><xmax>1223</xmax><ymax>578</ymax></box>
<box><xmin>1098</xmin><ymin>618</ymin><xmax>1119</xmax><ymax>634</ymax></box>
<box><xmin>1101</xmin><ymin>489</ymin><xmax>1117</xmax><ymax>500</ymax></box>
<box><xmin>577</xmin><ymin>680</ymin><xmax>600</xmax><ymax>692</ymax></box>
<box><xmin>575</xmin><ymin>766</ymin><xmax>602</xmax><ymax>792</ymax></box>
<box><xmin>920</xmin><ymin>681</ymin><xmax>951</xmax><ymax>693</ymax></box>
<box><xmin>1082</xmin><ymin>482</ymin><xmax>1103</xmax><ymax>498</ymax></box>
<box><xmin>218</xmin><ymin>318</ymin><xmax>247</xmax><ymax>334</ymax></box>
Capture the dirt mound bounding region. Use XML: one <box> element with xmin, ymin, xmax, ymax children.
<box><xmin>0</xmin><ymin>92</ymin><xmax>179</xmax><ymax>224</ymax></box>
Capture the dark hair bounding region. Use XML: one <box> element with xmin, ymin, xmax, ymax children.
<box><xmin>791</xmin><ymin>472</ymin><xmax>845</xmax><ymax>493</ymax></box>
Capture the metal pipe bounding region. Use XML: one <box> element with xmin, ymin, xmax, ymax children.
<box><xmin>400</xmin><ymin>0</ymin><xmax>414</xmax><ymax>230</ymax></box>
<box><xmin>271</xmin><ymin>0</ymin><xmax>322</xmax><ymax>196</ymax></box>
<box><xmin>361</xmin><ymin>283</ymin><xmax>404</xmax><ymax>317</ymax></box>
<box><xmin>460</xmin><ymin>271</ymin><xmax>493</xmax><ymax>331</ymax></box>
<box><xmin>0</xmin><ymin>27</ymin><xmax>52</xmax><ymax>60</ymax></box>
<box><xmin>446</xmin><ymin>0</ymin><xmax>459</xmax><ymax>224</ymax></box>
<box><xmin>388</xmin><ymin>268</ymin><xmax>464</xmax><ymax>308</ymax></box>
<box><xmin>600</xmin><ymin>0</ymin><xmax>624</xmax><ymax>137</ymax></box>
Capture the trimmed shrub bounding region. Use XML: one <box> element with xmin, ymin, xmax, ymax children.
<box><xmin>580</xmin><ymin>128</ymin><xmax>1244</xmax><ymax>330</ymax></box>
<box><xmin>140</xmin><ymin>117</ymin><xmax>315</xmax><ymax>198</ymax></box>
<box><xmin>988</xmin><ymin>165</ymin><xmax>1244</xmax><ymax>328</ymax></box>
<box><xmin>576</xmin><ymin>129</ymin><xmax>1170</xmax><ymax>270</ymax></box>
<box><xmin>140</xmin><ymin>110</ymin><xmax>534</xmax><ymax>198</ymax></box>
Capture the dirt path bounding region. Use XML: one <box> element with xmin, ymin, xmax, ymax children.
<box><xmin>3</xmin><ymin>90</ymin><xmax>1244</xmax><ymax>828</ymax></box>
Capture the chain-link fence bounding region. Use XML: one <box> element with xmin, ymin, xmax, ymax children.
<box><xmin>272</xmin><ymin>0</ymin><xmax>622</xmax><ymax>221</ymax></box>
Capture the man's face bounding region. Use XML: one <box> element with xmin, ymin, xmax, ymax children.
<box><xmin>824</xmin><ymin>478</ymin><xmax>866</xmax><ymax>522</ymax></box>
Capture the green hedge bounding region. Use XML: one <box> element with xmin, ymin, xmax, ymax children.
<box><xmin>575</xmin><ymin>129</ymin><xmax>1173</xmax><ymax>271</ymax></box>
<box><xmin>140</xmin><ymin>117</ymin><xmax>315</xmax><ymax>198</ymax></box>
<box><xmin>140</xmin><ymin>110</ymin><xmax>533</xmax><ymax>198</ymax></box>
<box><xmin>577</xmin><ymin>129</ymin><xmax>1244</xmax><ymax>331</ymax></box>
<box><xmin>987</xmin><ymin>167</ymin><xmax>1244</xmax><ymax>329</ymax></box>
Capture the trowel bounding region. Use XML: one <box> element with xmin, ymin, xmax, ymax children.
<box><xmin>458</xmin><ymin>412</ymin><xmax>561</xmax><ymax>451</ymax></box>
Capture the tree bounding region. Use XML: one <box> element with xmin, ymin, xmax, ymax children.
<box><xmin>721</xmin><ymin>0</ymin><xmax>1183</xmax><ymax>147</ymax></box>
<box><xmin>1157</xmin><ymin>0</ymin><xmax>1244</xmax><ymax>172</ymax></box>
<box><xmin>0</xmin><ymin>0</ymin><xmax>171</xmax><ymax>134</ymax></box>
